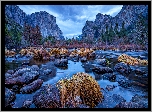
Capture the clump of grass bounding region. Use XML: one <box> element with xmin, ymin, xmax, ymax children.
<box><xmin>56</xmin><ymin>72</ymin><xmax>103</xmax><ymax>108</ymax></box>
<box><xmin>118</xmin><ymin>54</ymin><xmax>148</xmax><ymax>65</ymax></box>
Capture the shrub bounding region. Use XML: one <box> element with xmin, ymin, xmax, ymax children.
<box><xmin>56</xmin><ymin>72</ymin><xmax>103</xmax><ymax>108</ymax></box>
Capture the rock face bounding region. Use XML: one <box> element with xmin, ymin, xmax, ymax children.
<box><xmin>82</xmin><ymin>5</ymin><xmax>148</xmax><ymax>45</ymax></box>
<box><xmin>5</xmin><ymin>5</ymin><xmax>63</xmax><ymax>39</ymax></box>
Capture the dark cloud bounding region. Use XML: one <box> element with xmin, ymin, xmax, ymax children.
<box><xmin>18</xmin><ymin>5</ymin><xmax>123</xmax><ymax>38</ymax></box>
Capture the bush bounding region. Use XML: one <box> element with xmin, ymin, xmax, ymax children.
<box><xmin>56</xmin><ymin>72</ymin><xmax>103</xmax><ymax>108</ymax></box>
<box><xmin>118</xmin><ymin>54</ymin><xmax>148</xmax><ymax>65</ymax></box>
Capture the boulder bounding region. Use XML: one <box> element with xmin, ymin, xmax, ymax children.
<box><xmin>5</xmin><ymin>71</ymin><xmax>39</xmax><ymax>85</ymax></box>
<box><xmin>135</xmin><ymin>69</ymin><xmax>146</xmax><ymax>75</ymax></box>
<box><xmin>92</xmin><ymin>66</ymin><xmax>113</xmax><ymax>74</ymax></box>
<box><xmin>102</xmin><ymin>73</ymin><xmax>116</xmax><ymax>81</ymax></box>
<box><xmin>20</xmin><ymin>79</ymin><xmax>43</xmax><ymax>94</ymax></box>
<box><xmin>115</xmin><ymin>102</ymin><xmax>146</xmax><ymax>108</ymax></box>
<box><xmin>7</xmin><ymin>70</ymin><xmax>14</xmax><ymax>74</ymax></box>
<box><xmin>106</xmin><ymin>85</ymin><xmax>117</xmax><ymax>91</ymax></box>
<box><xmin>116</xmin><ymin>75</ymin><xmax>133</xmax><ymax>88</ymax></box>
<box><xmin>21</xmin><ymin>100</ymin><xmax>33</xmax><ymax>108</ymax></box>
<box><xmin>82</xmin><ymin>62</ymin><xmax>94</xmax><ymax>73</ymax></box>
<box><xmin>80</xmin><ymin>57</ymin><xmax>87</xmax><ymax>62</ymax></box>
<box><xmin>39</xmin><ymin>62</ymin><xmax>57</xmax><ymax>81</ymax></box>
<box><xmin>114</xmin><ymin>62</ymin><xmax>131</xmax><ymax>76</ymax></box>
<box><xmin>54</xmin><ymin>59</ymin><xmax>68</xmax><ymax>67</ymax></box>
<box><xmin>30</xmin><ymin>65</ymin><xmax>39</xmax><ymax>71</ymax></box>
<box><xmin>112</xmin><ymin>94</ymin><xmax>126</xmax><ymax>103</ymax></box>
<box><xmin>13</xmin><ymin>67</ymin><xmax>32</xmax><ymax>77</ymax></box>
<box><xmin>5</xmin><ymin>73</ymin><xmax>12</xmax><ymax>79</ymax></box>
<box><xmin>12</xmin><ymin>85</ymin><xmax>20</xmax><ymax>93</ymax></box>
<box><xmin>5</xmin><ymin>88</ymin><xmax>16</xmax><ymax>107</ymax></box>
<box><xmin>95</xmin><ymin>58</ymin><xmax>107</xmax><ymax>66</ymax></box>
<box><xmin>88</xmin><ymin>52</ymin><xmax>96</xmax><ymax>59</ymax></box>
<box><xmin>33</xmin><ymin>84</ymin><xmax>61</xmax><ymax>108</ymax></box>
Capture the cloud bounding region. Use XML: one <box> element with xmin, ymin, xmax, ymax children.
<box><xmin>56</xmin><ymin>18</ymin><xmax>83</xmax><ymax>38</ymax></box>
<box><xmin>102</xmin><ymin>5</ymin><xmax>123</xmax><ymax>17</ymax></box>
<box><xmin>18</xmin><ymin>5</ymin><xmax>60</xmax><ymax>17</ymax></box>
<box><xmin>17</xmin><ymin>5</ymin><xmax>123</xmax><ymax>39</ymax></box>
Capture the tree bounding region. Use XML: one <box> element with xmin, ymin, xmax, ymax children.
<box><xmin>119</xmin><ymin>21</ymin><xmax>127</xmax><ymax>38</ymax></box>
<box><xmin>23</xmin><ymin>23</ymin><xmax>31</xmax><ymax>46</ymax></box>
<box><xmin>114</xmin><ymin>23</ymin><xmax>119</xmax><ymax>37</ymax></box>
<box><xmin>108</xmin><ymin>24</ymin><xmax>115</xmax><ymax>43</ymax></box>
<box><xmin>134</xmin><ymin>13</ymin><xmax>148</xmax><ymax>47</ymax></box>
<box><xmin>23</xmin><ymin>24</ymin><xmax>42</xmax><ymax>46</ymax></box>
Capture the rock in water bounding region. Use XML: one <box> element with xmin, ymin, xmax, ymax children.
<box><xmin>33</xmin><ymin>84</ymin><xmax>61</xmax><ymax>108</ymax></box>
<box><xmin>80</xmin><ymin>57</ymin><xmax>87</xmax><ymax>62</ymax></box>
<box><xmin>5</xmin><ymin>88</ymin><xmax>16</xmax><ymax>107</ymax></box>
<box><xmin>5</xmin><ymin>71</ymin><xmax>39</xmax><ymax>85</ymax></box>
<box><xmin>114</xmin><ymin>62</ymin><xmax>131</xmax><ymax>76</ymax></box>
<box><xmin>92</xmin><ymin>66</ymin><xmax>113</xmax><ymax>74</ymax></box>
<box><xmin>22</xmin><ymin>100</ymin><xmax>33</xmax><ymax>108</ymax></box>
<box><xmin>95</xmin><ymin>58</ymin><xmax>107</xmax><ymax>66</ymax></box>
<box><xmin>20</xmin><ymin>79</ymin><xmax>43</xmax><ymax>94</ymax></box>
<box><xmin>54</xmin><ymin>59</ymin><xmax>68</xmax><ymax>67</ymax></box>
<box><xmin>115</xmin><ymin>102</ymin><xmax>146</xmax><ymax>108</ymax></box>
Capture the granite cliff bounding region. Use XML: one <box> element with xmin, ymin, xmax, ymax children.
<box><xmin>82</xmin><ymin>5</ymin><xmax>148</xmax><ymax>46</ymax></box>
<box><xmin>5</xmin><ymin>5</ymin><xmax>63</xmax><ymax>39</ymax></box>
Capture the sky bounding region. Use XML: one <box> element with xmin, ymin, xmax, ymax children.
<box><xmin>18</xmin><ymin>5</ymin><xmax>123</xmax><ymax>39</ymax></box>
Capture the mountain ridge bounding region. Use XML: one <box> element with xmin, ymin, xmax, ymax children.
<box><xmin>5</xmin><ymin>5</ymin><xmax>63</xmax><ymax>39</ymax></box>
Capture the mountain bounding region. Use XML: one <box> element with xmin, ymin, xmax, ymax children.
<box><xmin>82</xmin><ymin>5</ymin><xmax>148</xmax><ymax>46</ymax></box>
<box><xmin>5</xmin><ymin>5</ymin><xmax>63</xmax><ymax>39</ymax></box>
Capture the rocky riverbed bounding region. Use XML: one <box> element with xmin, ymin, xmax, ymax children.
<box><xmin>5</xmin><ymin>50</ymin><xmax>148</xmax><ymax>108</ymax></box>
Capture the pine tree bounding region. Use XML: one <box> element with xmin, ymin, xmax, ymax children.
<box><xmin>119</xmin><ymin>21</ymin><xmax>127</xmax><ymax>38</ymax></box>
<box><xmin>109</xmin><ymin>24</ymin><xmax>115</xmax><ymax>44</ymax></box>
<box><xmin>114</xmin><ymin>23</ymin><xmax>119</xmax><ymax>37</ymax></box>
<box><xmin>134</xmin><ymin>13</ymin><xmax>148</xmax><ymax>47</ymax></box>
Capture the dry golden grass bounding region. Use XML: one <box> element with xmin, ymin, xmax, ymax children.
<box><xmin>5</xmin><ymin>49</ymin><xmax>16</xmax><ymax>56</ymax></box>
<box><xmin>118</xmin><ymin>54</ymin><xmax>148</xmax><ymax>65</ymax></box>
<box><xmin>56</xmin><ymin>72</ymin><xmax>103</xmax><ymax>108</ymax></box>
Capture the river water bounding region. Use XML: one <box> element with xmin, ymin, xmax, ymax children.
<box><xmin>5</xmin><ymin>50</ymin><xmax>148</xmax><ymax>108</ymax></box>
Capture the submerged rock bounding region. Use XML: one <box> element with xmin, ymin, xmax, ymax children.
<box><xmin>20</xmin><ymin>79</ymin><xmax>43</xmax><ymax>94</ymax></box>
<box><xmin>5</xmin><ymin>88</ymin><xmax>16</xmax><ymax>107</ymax></box>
